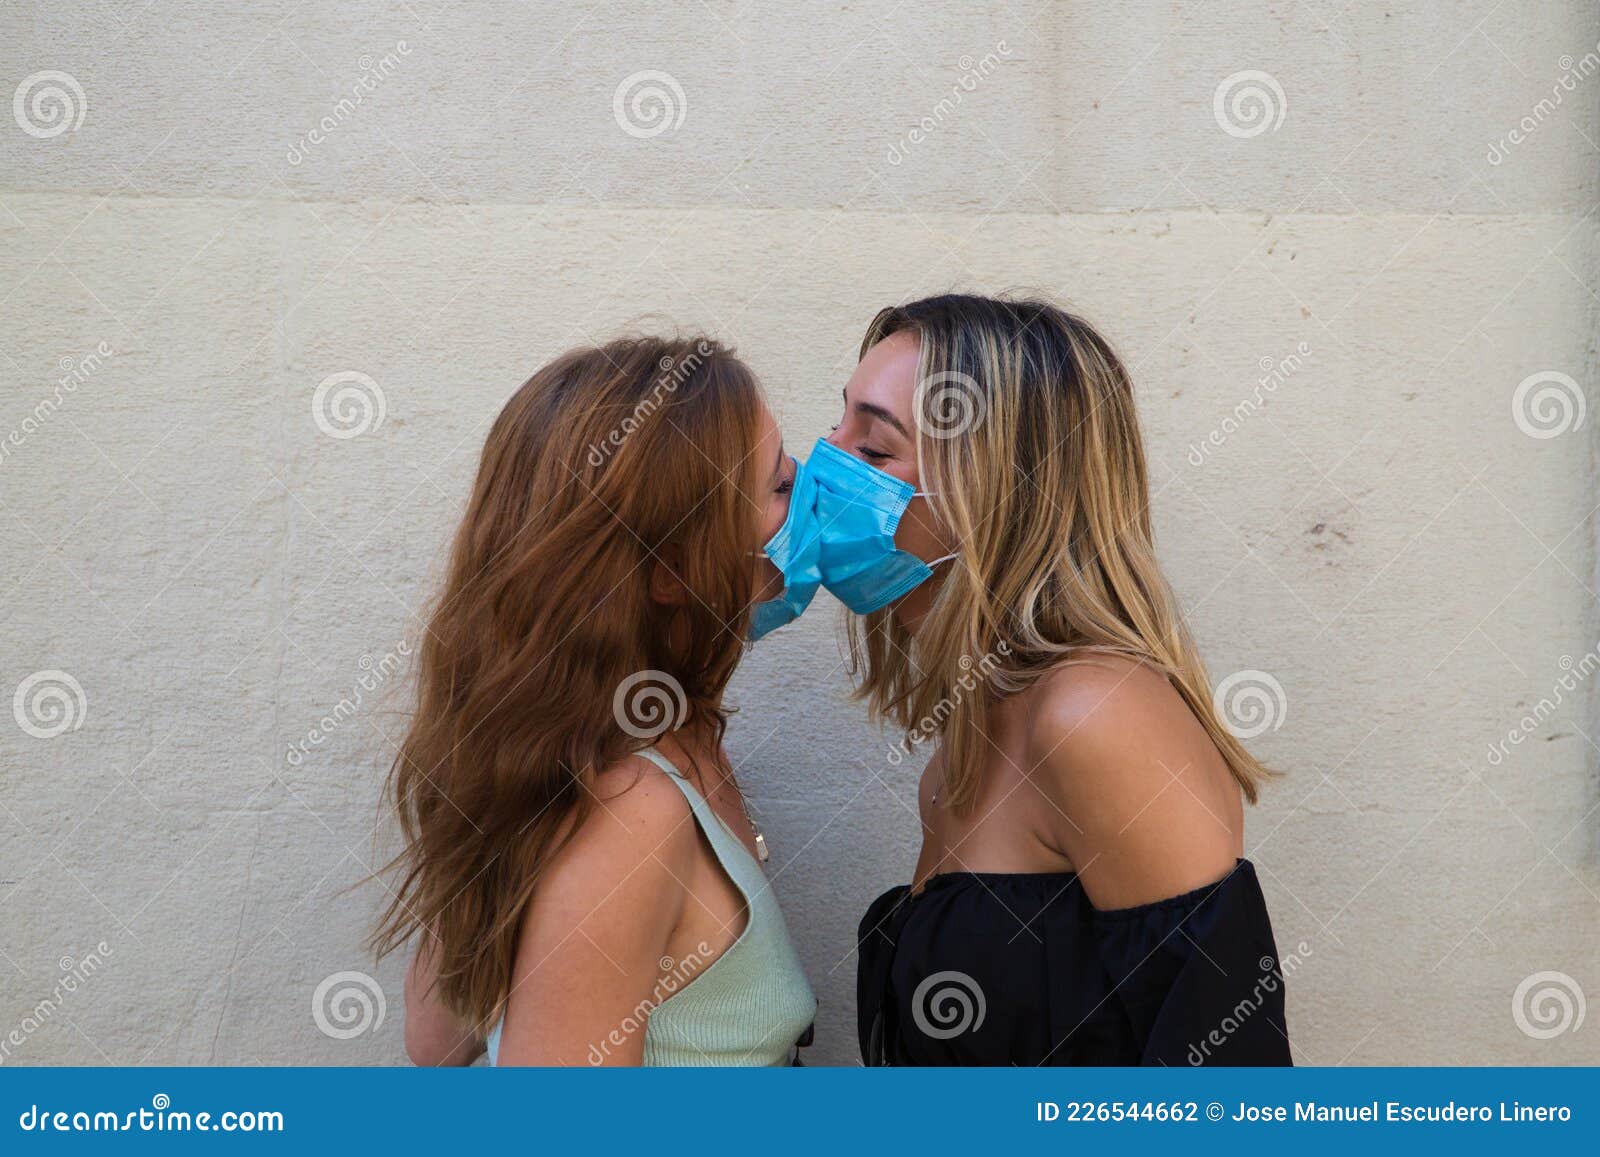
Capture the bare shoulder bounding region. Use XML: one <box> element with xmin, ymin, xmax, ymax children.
<box><xmin>1026</xmin><ymin>652</ymin><xmax>1198</xmax><ymax>769</ymax></box>
<box><xmin>500</xmin><ymin>755</ymin><xmax>702</xmax><ymax>1063</ymax></box>
<box><xmin>1025</xmin><ymin>653</ymin><xmax>1241</xmax><ymax>907</ymax></box>
<box><xmin>523</xmin><ymin>755</ymin><xmax>699</xmax><ymax>928</ymax></box>
<box><xmin>588</xmin><ymin>756</ymin><xmax>698</xmax><ymax>846</ymax></box>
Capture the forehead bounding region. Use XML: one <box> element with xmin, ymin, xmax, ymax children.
<box><xmin>749</xmin><ymin>403</ymin><xmax>783</xmax><ymax>467</ymax></box>
<box><xmin>848</xmin><ymin>330</ymin><xmax>921</xmax><ymax>404</ymax></box>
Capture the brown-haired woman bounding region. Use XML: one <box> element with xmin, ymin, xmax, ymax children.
<box><xmin>374</xmin><ymin>335</ymin><xmax>818</xmax><ymax>1066</ymax></box>
<box><xmin>819</xmin><ymin>294</ymin><xmax>1293</xmax><ymax>1065</ymax></box>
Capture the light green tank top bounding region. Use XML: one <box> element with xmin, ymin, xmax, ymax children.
<box><xmin>486</xmin><ymin>747</ymin><xmax>817</xmax><ymax>1066</ymax></box>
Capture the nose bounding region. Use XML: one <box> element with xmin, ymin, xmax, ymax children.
<box><xmin>824</xmin><ymin>425</ymin><xmax>851</xmax><ymax>453</ymax></box>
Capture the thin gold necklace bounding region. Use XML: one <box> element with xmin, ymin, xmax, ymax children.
<box><xmin>699</xmin><ymin>749</ymin><xmax>770</xmax><ymax>863</ymax></box>
<box><xmin>744</xmin><ymin>802</ymin><xmax>770</xmax><ymax>863</ymax></box>
<box><xmin>727</xmin><ymin>770</ymin><xmax>769</xmax><ymax>863</ymax></box>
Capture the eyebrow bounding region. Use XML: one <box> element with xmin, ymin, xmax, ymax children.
<box><xmin>771</xmin><ymin>438</ymin><xmax>786</xmax><ymax>481</ymax></box>
<box><xmin>842</xmin><ymin>388</ymin><xmax>910</xmax><ymax>439</ymax></box>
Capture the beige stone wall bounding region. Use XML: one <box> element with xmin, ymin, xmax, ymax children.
<box><xmin>0</xmin><ymin>2</ymin><xmax>1595</xmax><ymax>1064</ymax></box>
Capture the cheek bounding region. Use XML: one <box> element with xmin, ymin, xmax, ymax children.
<box><xmin>754</xmin><ymin>554</ymin><xmax>781</xmax><ymax>596</ymax></box>
<box><xmin>893</xmin><ymin>500</ymin><xmax>947</xmax><ymax>557</ymax></box>
<box><xmin>752</xmin><ymin>505</ymin><xmax>783</xmax><ymax>594</ymax></box>
<box><xmin>761</xmin><ymin>492</ymin><xmax>789</xmax><ymax>545</ymax></box>
<box><xmin>886</xmin><ymin>459</ymin><xmax>920</xmax><ymax>487</ymax></box>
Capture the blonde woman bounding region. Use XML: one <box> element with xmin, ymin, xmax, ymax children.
<box><xmin>819</xmin><ymin>295</ymin><xmax>1292</xmax><ymax>1065</ymax></box>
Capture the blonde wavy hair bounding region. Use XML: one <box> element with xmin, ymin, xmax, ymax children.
<box><xmin>848</xmin><ymin>294</ymin><xmax>1271</xmax><ymax>813</ymax></box>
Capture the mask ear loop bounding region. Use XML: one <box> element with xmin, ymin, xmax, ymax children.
<box><xmin>905</xmin><ymin>489</ymin><xmax>956</xmax><ymax>568</ymax></box>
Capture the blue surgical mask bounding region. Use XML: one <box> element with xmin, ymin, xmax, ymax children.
<box><xmin>748</xmin><ymin>456</ymin><xmax>822</xmax><ymax>641</ymax></box>
<box><xmin>809</xmin><ymin>438</ymin><xmax>957</xmax><ymax>614</ymax></box>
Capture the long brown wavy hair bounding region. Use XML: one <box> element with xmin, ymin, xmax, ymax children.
<box><xmin>848</xmin><ymin>294</ymin><xmax>1273</xmax><ymax>813</ymax></box>
<box><xmin>370</xmin><ymin>334</ymin><xmax>767</xmax><ymax>1027</ymax></box>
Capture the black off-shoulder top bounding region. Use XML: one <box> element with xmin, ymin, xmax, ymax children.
<box><xmin>857</xmin><ymin>858</ymin><xmax>1292</xmax><ymax>1066</ymax></box>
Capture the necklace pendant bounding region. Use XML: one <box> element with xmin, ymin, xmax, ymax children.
<box><xmin>754</xmin><ymin>830</ymin><xmax>770</xmax><ymax>863</ymax></box>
